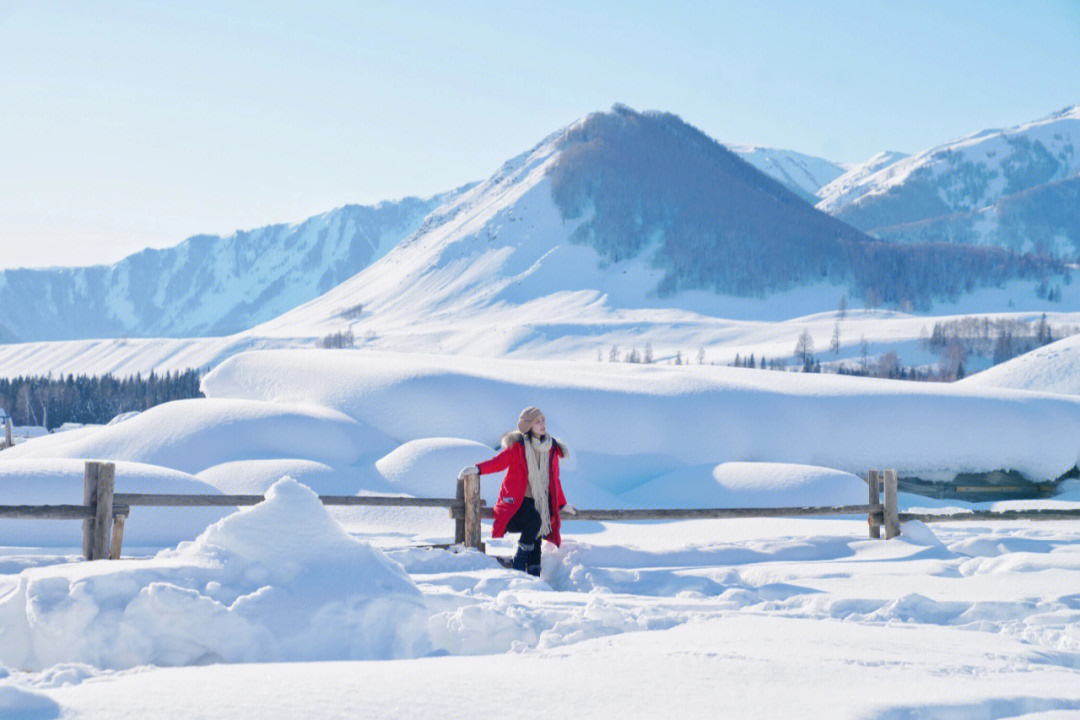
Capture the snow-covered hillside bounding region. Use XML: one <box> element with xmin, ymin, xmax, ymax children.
<box><xmin>0</xmin><ymin>190</ymin><xmax>465</xmax><ymax>342</ymax></box>
<box><xmin>960</xmin><ymin>332</ymin><xmax>1080</xmax><ymax>395</ymax></box>
<box><xmin>727</xmin><ymin>144</ymin><xmax>846</xmax><ymax>202</ymax></box>
<box><xmin>817</xmin><ymin>106</ymin><xmax>1080</xmax><ymax>255</ymax></box>
<box><xmin>815</xmin><ymin>150</ymin><xmax>908</xmax><ymax>206</ymax></box>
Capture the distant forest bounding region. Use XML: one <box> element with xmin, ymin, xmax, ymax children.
<box><xmin>0</xmin><ymin>369</ymin><xmax>204</xmax><ymax>430</ymax></box>
<box><xmin>549</xmin><ymin>106</ymin><xmax>1067</xmax><ymax>310</ymax></box>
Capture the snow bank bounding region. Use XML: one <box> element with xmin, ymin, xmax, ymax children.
<box><xmin>960</xmin><ymin>333</ymin><xmax>1080</xmax><ymax>396</ymax></box>
<box><xmin>0</xmin><ymin>478</ymin><xmax>431</xmax><ymax>670</ymax></box>
<box><xmin>622</xmin><ymin>462</ymin><xmax>867</xmax><ymax>508</ymax></box>
<box><xmin>203</xmin><ymin>349</ymin><xmax>1080</xmax><ymax>484</ymax></box>
<box><xmin>1</xmin><ymin>398</ymin><xmax>395</xmax><ymax>474</ymax></box>
<box><xmin>0</xmin><ymin>459</ymin><xmax>229</xmax><ymax>547</ymax></box>
<box><xmin>196</xmin><ymin>458</ymin><xmax>376</xmax><ymax>496</ymax></box>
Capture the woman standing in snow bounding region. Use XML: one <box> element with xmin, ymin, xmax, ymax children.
<box><xmin>458</xmin><ymin>406</ymin><xmax>576</xmax><ymax>576</ymax></box>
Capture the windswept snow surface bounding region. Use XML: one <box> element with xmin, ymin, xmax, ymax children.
<box><xmin>202</xmin><ymin>349</ymin><xmax>1080</xmax><ymax>483</ymax></box>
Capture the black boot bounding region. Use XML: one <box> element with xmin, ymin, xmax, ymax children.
<box><xmin>526</xmin><ymin>541</ymin><xmax>542</xmax><ymax>576</ymax></box>
<box><xmin>512</xmin><ymin>542</ymin><xmax>533</xmax><ymax>572</ymax></box>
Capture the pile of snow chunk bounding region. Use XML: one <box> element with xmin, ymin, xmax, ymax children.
<box><xmin>0</xmin><ymin>398</ymin><xmax>394</xmax><ymax>475</ymax></box>
<box><xmin>0</xmin><ymin>458</ymin><xmax>229</xmax><ymax>547</ymax></box>
<box><xmin>203</xmin><ymin>349</ymin><xmax>1080</xmax><ymax>484</ymax></box>
<box><xmin>0</xmin><ymin>478</ymin><xmax>432</xmax><ymax>670</ymax></box>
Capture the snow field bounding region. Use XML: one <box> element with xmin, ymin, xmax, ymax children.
<box><xmin>203</xmin><ymin>349</ymin><xmax>1080</xmax><ymax>483</ymax></box>
<box><xmin>4</xmin><ymin>500</ymin><xmax>1080</xmax><ymax>718</ymax></box>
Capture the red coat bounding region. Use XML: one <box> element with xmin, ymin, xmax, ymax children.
<box><xmin>476</xmin><ymin>433</ymin><xmax>568</xmax><ymax>547</ymax></box>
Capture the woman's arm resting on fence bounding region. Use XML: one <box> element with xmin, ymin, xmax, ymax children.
<box><xmin>476</xmin><ymin>445</ymin><xmax>515</xmax><ymax>475</ymax></box>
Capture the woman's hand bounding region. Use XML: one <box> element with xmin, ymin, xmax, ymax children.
<box><xmin>561</xmin><ymin>503</ymin><xmax>579</xmax><ymax>515</ymax></box>
<box><xmin>458</xmin><ymin>465</ymin><xmax>479</xmax><ymax>480</ymax></box>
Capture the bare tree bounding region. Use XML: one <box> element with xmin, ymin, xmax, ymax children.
<box><xmin>830</xmin><ymin>321</ymin><xmax>840</xmax><ymax>355</ymax></box>
<box><xmin>794</xmin><ymin>330</ymin><xmax>814</xmax><ymax>363</ymax></box>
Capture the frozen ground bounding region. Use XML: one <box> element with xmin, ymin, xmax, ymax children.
<box><xmin>2</xmin><ymin>482</ymin><xmax>1080</xmax><ymax>719</ymax></box>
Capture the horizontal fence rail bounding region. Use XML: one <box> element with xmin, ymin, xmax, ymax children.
<box><xmin>4</xmin><ymin>463</ymin><xmax>1078</xmax><ymax>561</ymax></box>
<box><xmin>458</xmin><ymin>505</ymin><xmax>883</xmax><ymax>521</ymax></box>
<box><xmin>900</xmin><ymin>509</ymin><xmax>1080</xmax><ymax>522</ymax></box>
<box><xmin>113</xmin><ymin>493</ymin><xmax>462</xmax><ymax>509</ymax></box>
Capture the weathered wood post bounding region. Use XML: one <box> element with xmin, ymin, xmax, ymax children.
<box><xmin>109</xmin><ymin>513</ymin><xmax>126</xmax><ymax>560</ymax></box>
<box><xmin>867</xmin><ymin>469</ymin><xmax>881</xmax><ymax>539</ymax></box>
<box><xmin>82</xmin><ymin>462</ymin><xmax>99</xmax><ymax>560</ymax></box>
<box><xmin>82</xmin><ymin>461</ymin><xmax>115</xmax><ymax>560</ymax></box>
<box><xmin>883</xmin><ymin>469</ymin><xmax>900</xmax><ymax>539</ymax></box>
<box><xmin>453</xmin><ymin>477</ymin><xmax>466</xmax><ymax>545</ymax></box>
<box><xmin>3</xmin><ymin>417</ymin><xmax>11</xmax><ymax>449</ymax></box>
<box><xmin>463</xmin><ymin>473</ymin><xmax>483</xmax><ymax>551</ymax></box>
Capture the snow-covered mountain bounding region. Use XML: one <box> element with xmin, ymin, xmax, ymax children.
<box><xmin>817</xmin><ymin>106</ymin><xmax>1080</xmax><ymax>256</ymax></box>
<box><xmin>260</xmin><ymin>107</ymin><xmax>1056</xmax><ymax>335</ymax></box>
<box><xmin>0</xmin><ymin>190</ymin><xmax>466</xmax><ymax>342</ymax></box>
<box><xmin>726</xmin><ymin>145</ymin><xmax>846</xmax><ymax>202</ymax></box>
<box><xmin>0</xmin><ymin>106</ymin><xmax>1070</xmax><ymax>379</ymax></box>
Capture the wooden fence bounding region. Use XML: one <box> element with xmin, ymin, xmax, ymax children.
<box><xmin>3</xmin><ymin>462</ymin><xmax>1080</xmax><ymax>561</ymax></box>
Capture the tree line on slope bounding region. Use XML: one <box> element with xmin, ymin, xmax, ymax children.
<box><xmin>0</xmin><ymin>369</ymin><xmax>204</xmax><ymax>430</ymax></box>
<box><xmin>548</xmin><ymin>106</ymin><xmax>1066</xmax><ymax>311</ymax></box>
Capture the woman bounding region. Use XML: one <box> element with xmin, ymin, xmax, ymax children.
<box><xmin>459</xmin><ymin>406</ymin><xmax>576</xmax><ymax>576</ymax></box>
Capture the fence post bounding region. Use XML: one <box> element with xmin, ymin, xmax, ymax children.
<box><xmin>867</xmin><ymin>469</ymin><xmax>881</xmax><ymax>539</ymax></box>
<box><xmin>92</xmin><ymin>462</ymin><xmax>115</xmax><ymax>560</ymax></box>
<box><xmin>883</xmin><ymin>469</ymin><xmax>900</xmax><ymax>539</ymax></box>
<box><xmin>463</xmin><ymin>473</ymin><xmax>483</xmax><ymax>551</ymax></box>
<box><xmin>454</xmin><ymin>477</ymin><xmax>466</xmax><ymax>545</ymax></box>
<box><xmin>82</xmin><ymin>462</ymin><xmax>99</xmax><ymax>560</ymax></box>
<box><xmin>109</xmin><ymin>514</ymin><xmax>126</xmax><ymax>560</ymax></box>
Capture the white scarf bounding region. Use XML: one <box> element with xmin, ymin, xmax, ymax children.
<box><xmin>522</xmin><ymin>433</ymin><xmax>552</xmax><ymax>537</ymax></box>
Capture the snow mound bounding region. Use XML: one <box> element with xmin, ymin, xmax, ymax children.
<box><xmin>623</xmin><ymin>462</ymin><xmax>867</xmax><ymax>508</ymax></box>
<box><xmin>375</xmin><ymin>438</ymin><xmax>496</xmax><ymax>500</ymax></box>
<box><xmin>1</xmin><ymin>398</ymin><xmax>395</xmax><ymax>474</ymax></box>
<box><xmin>204</xmin><ymin>349</ymin><xmax>1080</xmax><ymax>484</ymax></box>
<box><xmin>0</xmin><ymin>478</ymin><xmax>431</xmax><ymax>670</ymax></box>
<box><xmin>0</xmin><ymin>458</ymin><xmax>229</xmax><ymax>547</ymax></box>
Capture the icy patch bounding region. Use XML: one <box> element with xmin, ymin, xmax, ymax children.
<box><xmin>0</xmin><ymin>478</ymin><xmax>431</xmax><ymax>670</ymax></box>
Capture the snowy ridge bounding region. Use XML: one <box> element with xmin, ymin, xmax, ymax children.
<box><xmin>816</xmin><ymin>105</ymin><xmax>1080</xmax><ymax>254</ymax></box>
<box><xmin>727</xmin><ymin>144</ymin><xmax>846</xmax><ymax>202</ymax></box>
<box><xmin>0</xmin><ymin>190</ymin><xmax>465</xmax><ymax>342</ymax></box>
<box><xmin>815</xmin><ymin>150</ymin><xmax>909</xmax><ymax>206</ymax></box>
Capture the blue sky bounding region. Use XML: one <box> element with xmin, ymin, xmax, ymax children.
<box><xmin>2</xmin><ymin>0</ymin><xmax>1078</xmax><ymax>270</ymax></box>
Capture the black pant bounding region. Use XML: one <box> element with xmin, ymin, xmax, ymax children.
<box><xmin>506</xmin><ymin>497</ymin><xmax>543</xmax><ymax>566</ymax></box>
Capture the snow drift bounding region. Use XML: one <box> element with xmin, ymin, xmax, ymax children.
<box><xmin>0</xmin><ymin>397</ymin><xmax>395</xmax><ymax>474</ymax></box>
<box><xmin>0</xmin><ymin>478</ymin><xmax>431</xmax><ymax>670</ymax></box>
<box><xmin>203</xmin><ymin>349</ymin><xmax>1080</xmax><ymax>485</ymax></box>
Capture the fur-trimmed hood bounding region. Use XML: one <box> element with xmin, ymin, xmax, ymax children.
<box><xmin>500</xmin><ymin>431</ymin><xmax>569</xmax><ymax>457</ymax></box>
